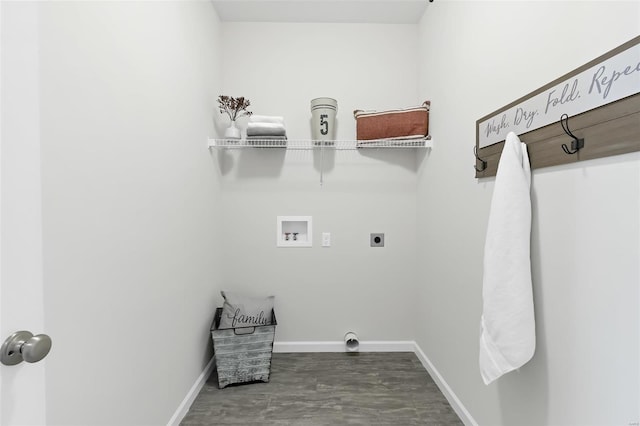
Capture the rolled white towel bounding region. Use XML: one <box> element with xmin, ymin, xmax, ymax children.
<box><xmin>249</xmin><ymin>115</ymin><xmax>285</xmax><ymax>125</ymax></box>
<box><xmin>246</xmin><ymin>135</ymin><xmax>288</xmax><ymax>140</ymax></box>
<box><xmin>246</xmin><ymin>122</ymin><xmax>287</xmax><ymax>137</ymax></box>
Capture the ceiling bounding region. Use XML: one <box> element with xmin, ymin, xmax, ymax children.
<box><xmin>210</xmin><ymin>0</ymin><xmax>430</xmax><ymax>24</ymax></box>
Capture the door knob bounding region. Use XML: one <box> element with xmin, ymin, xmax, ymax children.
<box><xmin>1</xmin><ymin>331</ymin><xmax>52</xmax><ymax>366</ymax></box>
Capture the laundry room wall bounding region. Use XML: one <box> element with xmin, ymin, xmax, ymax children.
<box><xmin>36</xmin><ymin>1</ymin><xmax>224</xmax><ymax>424</ymax></box>
<box><xmin>416</xmin><ymin>1</ymin><xmax>639</xmax><ymax>425</ymax></box>
<box><xmin>216</xmin><ymin>22</ymin><xmax>423</xmax><ymax>343</ymax></box>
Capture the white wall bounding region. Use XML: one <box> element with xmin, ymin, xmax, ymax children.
<box><xmin>217</xmin><ymin>23</ymin><xmax>422</xmax><ymax>342</ymax></box>
<box><xmin>416</xmin><ymin>2</ymin><xmax>639</xmax><ymax>425</ymax></box>
<box><xmin>33</xmin><ymin>1</ymin><xmax>223</xmax><ymax>424</ymax></box>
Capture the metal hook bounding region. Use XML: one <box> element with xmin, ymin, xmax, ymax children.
<box><xmin>560</xmin><ymin>113</ymin><xmax>584</xmax><ymax>155</ymax></box>
<box><xmin>474</xmin><ymin>145</ymin><xmax>487</xmax><ymax>172</ymax></box>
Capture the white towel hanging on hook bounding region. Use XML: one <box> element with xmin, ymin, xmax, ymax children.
<box><xmin>479</xmin><ymin>131</ymin><xmax>536</xmax><ymax>385</ymax></box>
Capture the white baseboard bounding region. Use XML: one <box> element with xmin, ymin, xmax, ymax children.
<box><xmin>167</xmin><ymin>356</ymin><xmax>216</xmax><ymax>426</ymax></box>
<box><xmin>170</xmin><ymin>341</ymin><xmax>475</xmax><ymax>426</ymax></box>
<box><xmin>273</xmin><ymin>340</ymin><xmax>416</xmax><ymax>353</ymax></box>
<box><xmin>412</xmin><ymin>342</ymin><xmax>477</xmax><ymax>426</ymax></box>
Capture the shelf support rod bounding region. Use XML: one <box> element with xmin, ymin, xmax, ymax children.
<box><xmin>320</xmin><ymin>143</ymin><xmax>324</xmax><ymax>186</ymax></box>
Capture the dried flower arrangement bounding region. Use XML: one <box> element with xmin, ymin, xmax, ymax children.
<box><xmin>217</xmin><ymin>95</ymin><xmax>252</xmax><ymax>121</ymax></box>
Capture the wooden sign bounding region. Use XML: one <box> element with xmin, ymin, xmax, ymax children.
<box><xmin>477</xmin><ymin>36</ymin><xmax>640</xmax><ymax>149</ymax></box>
<box><xmin>475</xmin><ymin>36</ymin><xmax>640</xmax><ymax>178</ymax></box>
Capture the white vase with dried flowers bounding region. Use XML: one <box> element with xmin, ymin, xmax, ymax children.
<box><xmin>218</xmin><ymin>95</ymin><xmax>252</xmax><ymax>140</ymax></box>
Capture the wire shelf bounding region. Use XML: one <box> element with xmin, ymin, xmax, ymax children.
<box><xmin>208</xmin><ymin>137</ymin><xmax>432</xmax><ymax>150</ymax></box>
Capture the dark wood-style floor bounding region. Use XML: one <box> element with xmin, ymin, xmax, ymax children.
<box><xmin>181</xmin><ymin>352</ymin><xmax>463</xmax><ymax>425</ymax></box>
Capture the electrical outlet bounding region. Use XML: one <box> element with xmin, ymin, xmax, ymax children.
<box><xmin>322</xmin><ymin>232</ymin><xmax>331</xmax><ymax>247</ymax></box>
<box><xmin>370</xmin><ymin>233</ymin><xmax>384</xmax><ymax>247</ymax></box>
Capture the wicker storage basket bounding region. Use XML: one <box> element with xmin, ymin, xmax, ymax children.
<box><xmin>210</xmin><ymin>307</ymin><xmax>277</xmax><ymax>389</ymax></box>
